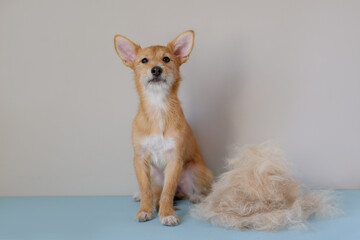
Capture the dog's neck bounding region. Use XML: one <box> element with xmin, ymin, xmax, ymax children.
<box><xmin>144</xmin><ymin>89</ymin><xmax>171</xmax><ymax>110</ymax></box>
<box><xmin>137</xmin><ymin>82</ymin><xmax>182</xmax><ymax>133</ymax></box>
<box><xmin>141</xmin><ymin>88</ymin><xmax>180</xmax><ymax>114</ymax></box>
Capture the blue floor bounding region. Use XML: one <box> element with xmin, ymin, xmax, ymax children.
<box><xmin>0</xmin><ymin>190</ymin><xmax>359</xmax><ymax>240</ymax></box>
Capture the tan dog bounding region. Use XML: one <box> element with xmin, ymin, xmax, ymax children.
<box><xmin>114</xmin><ymin>30</ymin><xmax>213</xmax><ymax>226</ymax></box>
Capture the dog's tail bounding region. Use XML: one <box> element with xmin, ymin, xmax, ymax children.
<box><xmin>190</xmin><ymin>142</ymin><xmax>341</xmax><ymax>231</ymax></box>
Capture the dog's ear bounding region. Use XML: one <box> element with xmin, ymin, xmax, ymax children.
<box><xmin>114</xmin><ymin>35</ymin><xmax>141</xmax><ymax>68</ymax></box>
<box><xmin>168</xmin><ymin>30</ymin><xmax>194</xmax><ymax>65</ymax></box>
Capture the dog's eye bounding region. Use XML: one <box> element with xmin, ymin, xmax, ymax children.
<box><xmin>163</xmin><ymin>57</ymin><xmax>170</xmax><ymax>63</ymax></box>
<box><xmin>141</xmin><ymin>58</ymin><xmax>148</xmax><ymax>64</ymax></box>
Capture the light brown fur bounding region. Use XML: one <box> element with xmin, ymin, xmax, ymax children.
<box><xmin>114</xmin><ymin>31</ymin><xmax>213</xmax><ymax>226</ymax></box>
<box><xmin>191</xmin><ymin>143</ymin><xmax>340</xmax><ymax>231</ymax></box>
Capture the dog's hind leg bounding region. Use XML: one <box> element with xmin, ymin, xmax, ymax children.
<box><xmin>179</xmin><ymin>161</ymin><xmax>213</xmax><ymax>204</ymax></box>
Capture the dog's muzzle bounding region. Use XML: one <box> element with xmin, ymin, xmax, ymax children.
<box><xmin>151</xmin><ymin>66</ymin><xmax>162</xmax><ymax>77</ymax></box>
<box><xmin>148</xmin><ymin>66</ymin><xmax>166</xmax><ymax>83</ymax></box>
<box><xmin>148</xmin><ymin>77</ymin><xmax>166</xmax><ymax>83</ymax></box>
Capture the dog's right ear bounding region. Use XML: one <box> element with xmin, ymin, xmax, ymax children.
<box><xmin>114</xmin><ymin>35</ymin><xmax>141</xmax><ymax>68</ymax></box>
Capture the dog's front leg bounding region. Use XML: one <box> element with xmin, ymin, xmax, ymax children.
<box><xmin>159</xmin><ymin>155</ymin><xmax>183</xmax><ymax>226</ymax></box>
<box><xmin>133</xmin><ymin>154</ymin><xmax>153</xmax><ymax>222</ymax></box>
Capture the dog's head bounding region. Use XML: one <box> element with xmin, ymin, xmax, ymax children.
<box><xmin>114</xmin><ymin>31</ymin><xmax>194</xmax><ymax>94</ymax></box>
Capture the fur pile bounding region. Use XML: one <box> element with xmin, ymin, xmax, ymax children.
<box><xmin>190</xmin><ymin>143</ymin><xmax>340</xmax><ymax>231</ymax></box>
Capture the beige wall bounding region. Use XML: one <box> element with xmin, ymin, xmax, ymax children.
<box><xmin>1</xmin><ymin>0</ymin><xmax>359</xmax><ymax>196</ymax></box>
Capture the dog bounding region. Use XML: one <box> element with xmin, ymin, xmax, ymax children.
<box><xmin>114</xmin><ymin>30</ymin><xmax>213</xmax><ymax>226</ymax></box>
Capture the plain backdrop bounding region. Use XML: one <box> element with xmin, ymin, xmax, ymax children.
<box><xmin>1</xmin><ymin>0</ymin><xmax>359</xmax><ymax>196</ymax></box>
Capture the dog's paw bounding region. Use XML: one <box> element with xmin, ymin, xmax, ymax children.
<box><xmin>135</xmin><ymin>211</ymin><xmax>153</xmax><ymax>222</ymax></box>
<box><xmin>190</xmin><ymin>194</ymin><xmax>204</xmax><ymax>204</ymax></box>
<box><xmin>160</xmin><ymin>215</ymin><xmax>179</xmax><ymax>226</ymax></box>
<box><xmin>133</xmin><ymin>191</ymin><xmax>141</xmax><ymax>202</ymax></box>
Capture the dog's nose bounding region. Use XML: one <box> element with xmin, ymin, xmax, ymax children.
<box><xmin>151</xmin><ymin>66</ymin><xmax>162</xmax><ymax>77</ymax></box>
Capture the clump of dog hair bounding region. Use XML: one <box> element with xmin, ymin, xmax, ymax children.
<box><xmin>190</xmin><ymin>143</ymin><xmax>340</xmax><ymax>231</ymax></box>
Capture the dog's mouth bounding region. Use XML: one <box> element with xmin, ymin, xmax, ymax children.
<box><xmin>148</xmin><ymin>77</ymin><xmax>166</xmax><ymax>84</ymax></box>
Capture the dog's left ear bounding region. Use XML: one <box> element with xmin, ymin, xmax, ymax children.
<box><xmin>168</xmin><ymin>30</ymin><xmax>194</xmax><ymax>65</ymax></box>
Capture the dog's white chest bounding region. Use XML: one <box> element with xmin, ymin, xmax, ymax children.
<box><xmin>141</xmin><ymin>135</ymin><xmax>175</xmax><ymax>170</ymax></box>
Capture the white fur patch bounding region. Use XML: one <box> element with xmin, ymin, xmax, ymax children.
<box><xmin>146</xmin><ymin>90</ymin><xmax>167</xmax><ymax>132</ymax></box>
<box><xmin>145</xmin><ymin>79</ymin><xmax>172</xmax><ymax>133</ymax></box>
<box><xmin>136</xmin><ymin>211</ymin><xmax>153</xmax><ymax>222</ymax></box>
<box><xmin>161</xmin><ymin>215</ymin><xmax>179</xmax><ymax>226</ymax></box>
<box><xmin>146</xmin><ymin>90</ymin><xmax>167</xmax><ymax>110</ymax></box>
<box><xmin>141</xmin><ymin>135</ymin><xmax>175</xmax><ymax>170</ymax></box>
<box><xmin>141</xmin><ymin>69</ymin><xmax>174</xmax><ymax>95</ymax></box>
